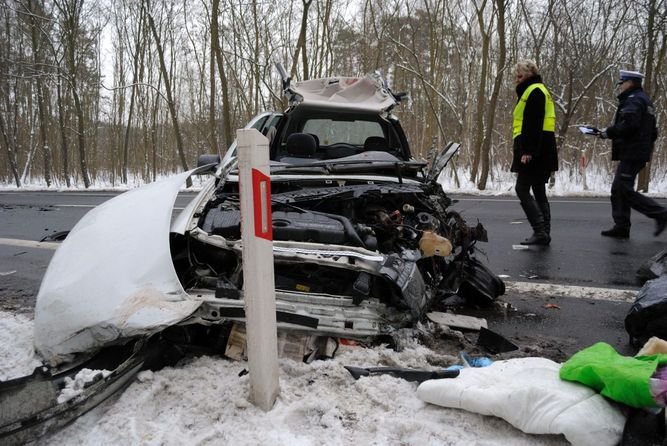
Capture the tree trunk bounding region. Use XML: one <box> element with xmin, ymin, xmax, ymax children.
<box><xmin>56</xmin><ymin>0</ymin><xmax>91</xmax><ymax>188</ymax></box>
<box><xmin>213</xmin><ymin>21</ymin><xmax>233</xmax><ymax>149</ymax></box>
<box><xmin>71</xmin><ymin>87</ymin><xmax>91</xmax><ymax>188</ymax></box>
<box><xmin>212</xmin><ymin>0</ymin><xmax>232</xmax><ymax>150</ymax></box>
<box><xmin>0</xmin><ymin>111</ymin><xmax>21</xmax><ymax>187</ymax></box>
<box><xmin>469</xmin><ymin>0</ymin><xmax>489</xmax><ymax>184</ymax></box>
<box><xmin>122</xmin><ymin>3</ymin><xmax>147</xmax><ymax>183</ymax></box>
<box><xmin>290</xmin><ymin>0</ymin><xmax>313</xmax><ymax>79</ymax></box>
<box><xmin>208</xmin><ymin>3</ymin><xmax>219</xmax><ymax>155</ymax></box>
<box><xmin>146</xmin><ymin>6</ymin><xmax>191</xmax><ymax>186</ymax></box>
<box><xmin>478</xmin><ymin>0</ymin><xmax>506</xmax><ymax>190</ymax></box>
<box><xmin>638</xmin><ymin>0</ymin><xmax>658</xmax><ymax>192</ymax></box>
<box><xmin>27</xmin><ymin>0</ymin><xmax>52</xmax><ymax>187</ymax></box>
<box><xmin>56</xmin><ymin>68</ymin><xmax>71</xmax><ymax>187</ymax></box>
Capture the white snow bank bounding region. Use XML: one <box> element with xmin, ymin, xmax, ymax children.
<box><xmin>0</xmin><ymin>312</ymin><xmax>42</xmax><ymax>380</ymax></box>
<box><xmin>4</xmin><ymin>164</ymin><xmax>667</xmax><ymax>198</ymax></box>
<box><xmin>0</xmin><ymin>314</ymin><xmax>570</xmax><ymax>445</ymax></box>
<box><xmin>57</xmin><ymin>368</ymin><xmax>113</xmax><ymax>404</ymax></box>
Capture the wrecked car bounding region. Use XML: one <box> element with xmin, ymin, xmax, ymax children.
<box><xmin>1</xmin><ymin>70</ymin><xmax>504</xmax><ymax>444</ymax></box>
<box><xmin>34</xmin><ymin>71</ymin><xmax>503</xmax><ymax>364</ymax></box>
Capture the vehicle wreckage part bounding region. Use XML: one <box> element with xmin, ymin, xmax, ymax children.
<box><xmin>171</xmin><ymin>175</ymin><xmax>218</xmax><ymax>235</ymax></box>
<box><xmin>0</xmin><ymin>340</ymin><xmax>154</xmax><ymax>446</ymax></box>
<box><xmin>34</xmin><ymin>168</ymin><xmax>208</xmax><ymax>364</ymax></box>
<box><xmin>287</xmin><ymin>74</ymin><xmax>399</xmax><ymax>112</ymax></box>
<box><xmin>344</xmin><ymin>366</ymin><xmax>460</xmax><ymax>382</ymax></box>
<box><xmin>456</xmin><ymin>257</ymin><xmax>506</xmax><ymax>305</ymax></box>
<box><xmin>427</xmin><ymin>142</ymin><xmax>461</xmax><ymax>183</ymax></box>
<box><xmin>182</xmin><ymin>289</ymin><xmax>411</xmax><ymax>338</ymax></box>
<box><xmin>419</xmin><ymin>231</ymin><xmax>453</xmax><ymax>257</ymax></box>
<box><xmin>636</xmin><ymin>249</ymin><xmax>667</xmax><ymax>284</ymax></box>
<box><xmin>625</xmin><ymin>275</ymin><xmax>667</xmax><ymax>346</ymax></box>
<box><xmin>188</xmin><ymin>227</ymin><xmax>430</xmax><ymax>319</ymax></box>
<box><xmin>201</xmin><ymin>209</ymin><xmax>356</xmax><ymax>245</ymax></box>
<box><xmin>196</xmin><ymin>155</ymin><xmax>221</xmax><ymax>167</ymax></box>
<box><xmin>476</xmin><ymin>327</ymin><xmax>519</xmax><ymax>354</ymax></box>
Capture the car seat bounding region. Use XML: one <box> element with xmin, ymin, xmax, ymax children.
<box><xmin>363</xmin><ymin>136</ymin><xmax>387</xmax><ymax>152</ymax></box>
<box><xmin>279</xmin><ymin>133</ymin><xmax>318</xmax><ymax>164</ymax></box>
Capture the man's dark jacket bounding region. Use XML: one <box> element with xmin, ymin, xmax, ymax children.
<box><xmin>511</xmin><ymin>75</ymin><xmax>559</xmax><ymax>174</ymax></box>
<box><xmin>606</xmin><ymin>85</ymin><xmax>658</xmax><ymax>162</ymax></box>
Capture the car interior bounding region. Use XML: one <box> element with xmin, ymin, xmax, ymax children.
<box><xmin>270</xmin><ymin>107</ymin><xmax>407</xmax><ymax>163</ymax></box>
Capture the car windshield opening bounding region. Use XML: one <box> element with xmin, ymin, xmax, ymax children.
<box><xmin>302</xmin><ymin>119</ymin><xmax>384</xmax><ymax>147</ymax></box>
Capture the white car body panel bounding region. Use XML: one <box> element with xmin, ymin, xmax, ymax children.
<box><xmin>171</xmin><ymin>176</ymin><xmax>216</xmax><ymax>235</ymax></box>
<box><xmin>34</xmin><ymin>169</ymin><xmax>202</xmax><ymax>363</ymax></box>
<box><xmin>292</xmin><ymin>75</ymin><xmax>397</xmax><ymax>112</ymax></box>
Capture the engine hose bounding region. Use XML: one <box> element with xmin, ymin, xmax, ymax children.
<box><xmin>306</xmin><ymin>209</ymin><xmax>366</xmax><ymax>248</ymax></box>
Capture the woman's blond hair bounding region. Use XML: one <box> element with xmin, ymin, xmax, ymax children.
<box><xmin>515</xmin><ymin>59</ymin><xmax>539</xmax><ymax>77</ymax></box>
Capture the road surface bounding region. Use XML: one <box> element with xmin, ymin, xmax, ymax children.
<box><xmin>2</xmin><ymin>190</ymin><xmax>666</xmax><ymax>360</ymax></box>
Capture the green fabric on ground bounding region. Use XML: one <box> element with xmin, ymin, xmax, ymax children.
<box><xmin>559</xmin><ymin>342</ymin><xmax>667</xmax><ymax>408</ymax></box>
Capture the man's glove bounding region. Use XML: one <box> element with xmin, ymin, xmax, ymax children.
<box><xmin>599</xmin><ymin>128</ymin><xmax>609</xmax><ymax>139</ymax></box>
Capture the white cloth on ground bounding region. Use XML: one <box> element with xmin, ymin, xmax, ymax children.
<box><xmin>417</xmin><ymin>357</ymin><xmax>626</xmax><ymax>446</ymax></box>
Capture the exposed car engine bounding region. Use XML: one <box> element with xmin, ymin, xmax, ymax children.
<box><xmin>175</xmin><ymin>180</ymin><xmax>499</xmax><ymax>333</ymax></box>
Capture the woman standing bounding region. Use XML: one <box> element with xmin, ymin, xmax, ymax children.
<box><xmin>511</xmin><ymin>59</ymin><xmax>559</xmax><ymax>245</ymax></box>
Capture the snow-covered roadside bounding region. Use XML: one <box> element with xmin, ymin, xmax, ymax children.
<box><xmin>4</xmin><ymin>164</ymin><xmax>667</xmax><ymax>198</ymax></box>
<box><xmin>0</xmin><ymin>312</ymin><xmax>568</xmax><ymax>445</ymax></box>
<box><xmin>0</xmin><ymin>312</ymin><xmax>42</xmax><ymax>381</ymax></box>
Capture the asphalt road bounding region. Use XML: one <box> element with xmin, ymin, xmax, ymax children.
<box><xmin>451</xmin><ymin>194</ymin><xmax>667</xmax><ymax>288</ymax></box>
<box><xmin>2</xmin><ymin>190</ymin><xmax>666</xmax><ymax>360</ymax></box>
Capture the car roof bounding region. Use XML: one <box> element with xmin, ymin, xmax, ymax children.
<box><xmin>290</xmin><ymin>74</ymin><xmax>399</xmax><ymax>113</ymax></box>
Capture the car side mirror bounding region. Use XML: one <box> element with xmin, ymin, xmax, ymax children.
<box><xmin>197</xmin><ymin>154</ymin><xmax>222</xmax><ymax>168</ymax></box>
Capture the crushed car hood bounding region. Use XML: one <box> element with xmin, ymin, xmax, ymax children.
<box><xmin>34</xmin><ymin>169</ymin><xmax>202</xmax><ymax>364</ymax></box>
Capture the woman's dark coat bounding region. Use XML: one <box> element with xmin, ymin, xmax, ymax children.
<box><xmin>511</xmin><ymin>75</ymin><xmax>559</xmax><ymax>175</ymax></box>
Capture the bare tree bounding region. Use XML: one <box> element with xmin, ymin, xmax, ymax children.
<box><xmin>291</xmin><ymin>0</ymin><xmax>313</xmax><ymax>80</ymax></box>
<box><xmin>53</xmin><ymin>0</ymin><xmax>92</xmax><ymax>188</ymax></box>
<box><xmin>145</xmin><ymin>0</ymin><xmax>190</xmax><ymax>186</ymax></box>
<box><xmin>478</xmin><ymin>0</ymin><xmax>507</xmax><ymax>190</ymax></box>
<box><xmin>469</xmin><ymin>0</ymin><xmax>490</xmax><ymax>184</ymax></box>
<box><xmin>637</xmin><ymin>0</ymin><xmax>667</xmax><ymax>191</ymax></box>
<box><xmin>0</xmin><ymin>3</ymin><xmax>21</xmax><ymax>186</ymax></box>
<box><xmin>2</xmin><ymin>0</ymin><xmax>667</xmax><ymax>193</ymax></box>
<box><xmin>212</xmin><ymin>0</ymin><xmax>233</xmax><ymax>148</ymax></box>
<box><xmin>23</xmin><ymin>0</ymin><xmax>53</xmax><ymax>186</ymax></box>
<box><xmin>0</xmin><ymin>110</ymin><xmax>21</xmax><ymax>187</ymax></box>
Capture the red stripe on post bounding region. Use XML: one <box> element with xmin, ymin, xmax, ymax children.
<box><xmin>252</xmin><ymin>168</ymin><xmax>272</xmax><ymax>241</ymax></box>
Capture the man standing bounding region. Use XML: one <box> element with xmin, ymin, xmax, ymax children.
<box><xmin>599</xmin><ymin>69</ymin><xmax>667</xmax><ymax>239</ymax></box>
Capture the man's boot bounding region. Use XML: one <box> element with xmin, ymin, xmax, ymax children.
<box><xmin>520</xmin><ymin>200</ymin><xmax>550</xmax><ymax>246</ymax></box>
<box><xmin>655</xmin><ymin>216</ymin><xmax>667</xmax><ymax>236</ymax></box>
<box><xmin>538</xmin><ymin>202</ymin><xmax>551</xmax><ymax>245</ymax></box>
<box><xmin>601</xmin><ymin>226</ymin><xmax>630</xmax><ymax>239</ymax></box>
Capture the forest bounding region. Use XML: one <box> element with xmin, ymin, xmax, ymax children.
<box><xmin>1</xmin><ymin>0</ymin><xmax>666</xmax><ymax>191</ymax></box>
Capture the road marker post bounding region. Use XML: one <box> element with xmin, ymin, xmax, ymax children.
<box><xmin>237</xmin><ymin>128</ymin><xmax>280</xmax><ymax>411</ymax></box>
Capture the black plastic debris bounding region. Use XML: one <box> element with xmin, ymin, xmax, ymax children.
<box><xmin>625</xmin><ymin>276</ymin><xmax>667</xmax><ymax>346</ymax></box>
<box><xmin>621</xmin><ymin>407</ymin><xmax>666</xmax><ymax>446</ymax></box>
<box><xmin>40</xmin><ymin>231</ymin><xmax>70</xmax><ymax>242</ymax></box>
<box><xmin>636</xmin><ymin>249</ymin><xmax>667</xmax><ymax>285</ymax></box>
<box><xmin>344</xmin><ymin>366</ymin><xmax>459</xmax><ymax>383</ymax></box>
<box><xmin>457</xmin><ymin>257</ymin><xmax>506</xmax><ymax>306</ymax></box>
<box><xmin>476</xmin><ymin>327</ymin><xmax>518</xmax><ymax>354</ymax></box>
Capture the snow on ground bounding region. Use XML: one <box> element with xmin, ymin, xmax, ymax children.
<box><xmin>0</xmin><ymin>312</ymin><xmax>42</xmax><ymax>381</ymax></box>
<box><xmin>3</xmin><ymin>164</ymin><xmax>667</xmax><ymax>198</ymax></box>
<box><xmin>0</xmin><ymin>312</ymin><xmax>568</xmax><ymax>445</ymax></box>
<box><xmin>437</xmin><ymin>165</ymin><xmax>667</xmax><ymax>198</ymax></box>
